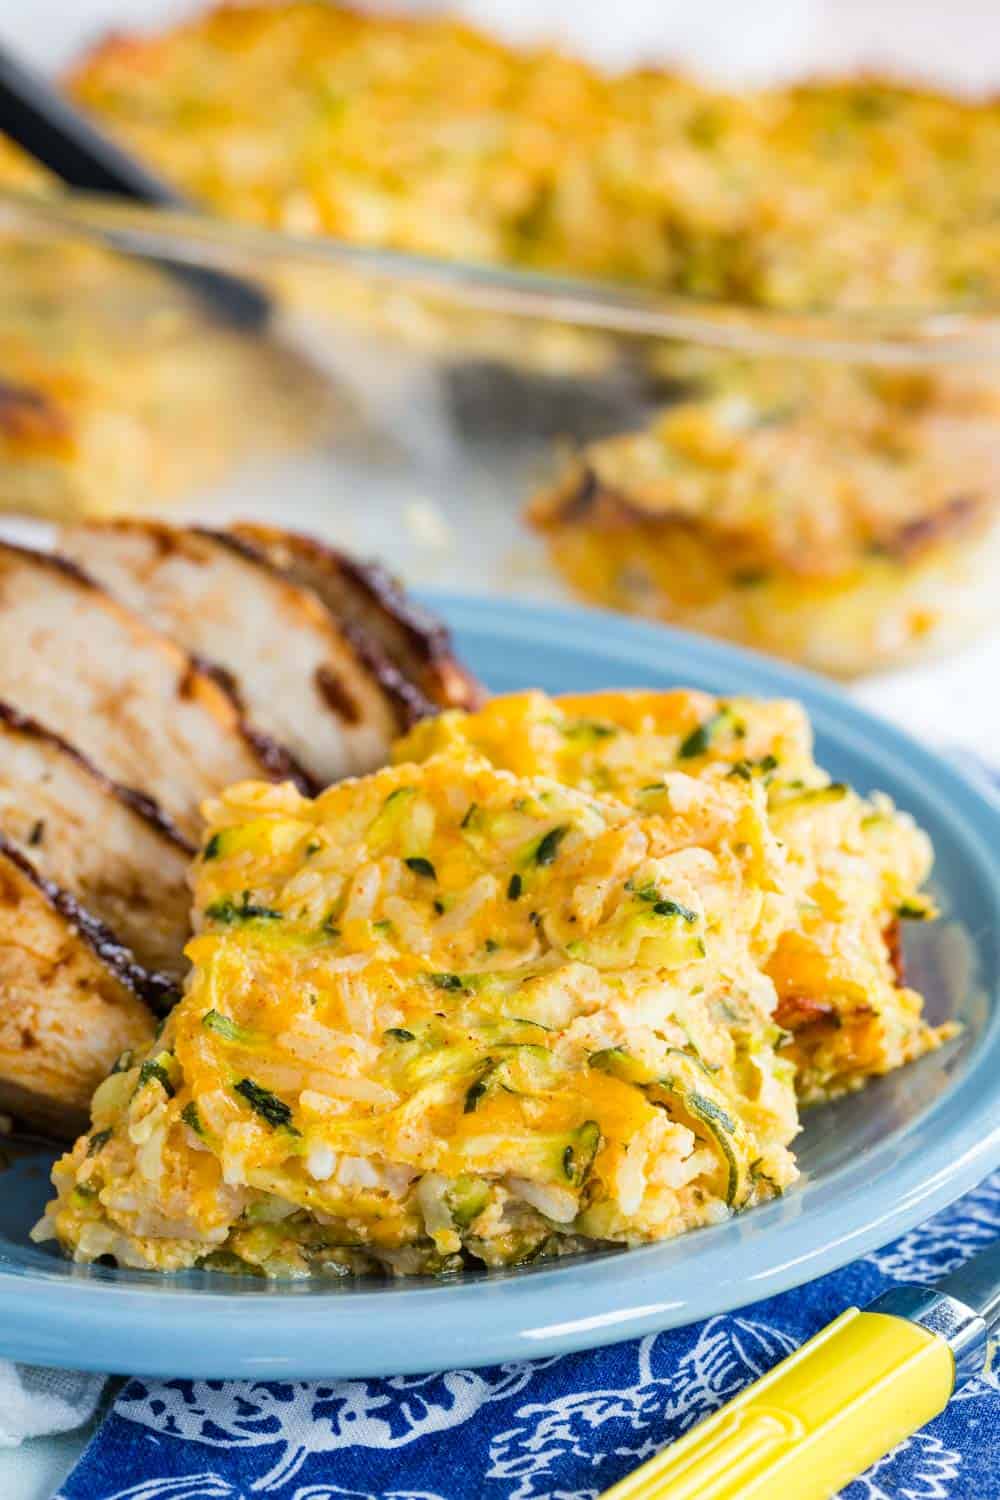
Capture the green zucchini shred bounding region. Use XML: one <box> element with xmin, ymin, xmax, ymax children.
<box><xmin>653</xmin><ymin>898</ymin><xmax>698</xmax><ymax>922</ymax></box>
<box><xmin>534</xmin><ymin>825</ymin><xmax>569</xmax><ymax>866</ymax></box>
<box><xmin>136</xmin><ymin>1052</ymin><xmax>176</xmax><ymax>1097</ymax></box>
<box><xmin>447</xmin><ymin>1175</ymin><xmax>491</xmax><ymax>1229</ymax></box>
<box><xmin>464</xmin><ymin>1076</ymin><xmax>491</xmax><ymax>1113</ymax></box>
<box><xmin>562</xmin><ymin>1121</ymin><xmax>602</xmax><ymax>1187</ymax></box>
<box><xmin>234</xmin><ymin>1077</ymin><xmax>299</xmax><ymax>1133</ymax></box>
<box><xmin>562</xmin><ymin>720</ymin><xmax>618</xmax><ymax>742</ymax></box>
<box><xmin>678</xmin><ymin>710</ymin><xmax>726</xmax><ymax>759</ymax></box>
<box><xmin>727</xmin><ymin>753</ymin><xmax>778</xmax><ymax>782</ymax></box>
<box><xmin>750</xmin><ymin>1156</ymin><xmax>785</xmax><ymax>1197</ymax></box>
<box><xmin>205</xmin><ymin>891</ymin><xmax>282</xmax><ymax>925</ymax></box>
<box><xmin>202</xmin><ymin>1009</ymin><xmax>256</xmax><ymax>1045</ymax></box>
<box><xmin>629</xmin><ymin>882</ymin><xmax>698</xmax><ymax>923</ymax></box>
<box><xmin>685</xmin><ymin>1091</ymin><xmax>743</xmax><ymax>1208</ymax></box>
<box><xmin>588</xmin><ymin>1046</ymin><xmax>649</xmax><ymax>1084</ymax></box>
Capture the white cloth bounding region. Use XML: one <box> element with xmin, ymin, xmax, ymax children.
<box><xmin>0</xmin><ymin>1365</ymin><xmax>105</xmax><ymax>1449</ymax></box>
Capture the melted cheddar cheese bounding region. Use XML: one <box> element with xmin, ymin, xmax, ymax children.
<box><xmin>397</xmin><ymin>691</ymin><xmax>950</xmax><ymax>1101</ymax></box>
<box><xmin>42</xmin><ymin>690</ymin><xmax>951</xmax><ymax>1279</ymax></box>
<box><xmin>43</xmin><ymin>751</ymin><xmax>799</xmax><ymax>1276</ymax></box>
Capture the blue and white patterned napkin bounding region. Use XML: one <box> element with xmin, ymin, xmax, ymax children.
<box><xmin>53</xmin><ymin>1171</ymin><xmax>999</xmax><ymax>1500</ymax></box>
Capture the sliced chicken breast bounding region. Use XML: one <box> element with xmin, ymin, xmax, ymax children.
<box><xmin>0</xmin><ymin>542</ymin><xmax>303</xmax><ymax>841</ymax></box>
<box><xmin>0</xmin><ymin>702</ymin><xmax>193</xmax><ymax>981</ymax></box>
<box><xmin>230</xmin><ymin>521</ymin><xmax>481</xmax><ymax>716</ymax></box>
<box><xmin>0</xmin><ymin>836</ymin><xmax>160</xmax><ymax>1135</ymax></box>
<box><xmin>60</xmin><ymin>521</ymin><xmax>417</xmax><ymax>786</ymax></box>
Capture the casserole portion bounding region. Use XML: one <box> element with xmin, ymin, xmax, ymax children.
<box><xmin>42</xmin><ymin>754</ymin><xmax>799</xmax><ymax>1275</ymax></box>
<box><xmin>70</xmin><ymin>6</ymin><xmax>999</xmax><ymax>312</ymax></box>
<box><xmin>397</xmin><ymin>689</ymin><xmax>949</xmax><ymax>1102</ymax></box>
<box><xmin>529</xmin><ymin>363</ymin><xmax>1000</xmax><ymax>676</ymax></box>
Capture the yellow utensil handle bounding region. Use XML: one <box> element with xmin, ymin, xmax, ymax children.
<box><xmin>599</xmin><ymin>1308</ymin><xmax>955</xmax><ymax>1500</ymax></box>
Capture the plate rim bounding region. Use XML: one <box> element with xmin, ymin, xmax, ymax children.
<box><xmin>2</xmin><ymin>593</ymin><xmax>999</xmax><ymax>1380</ymax></box>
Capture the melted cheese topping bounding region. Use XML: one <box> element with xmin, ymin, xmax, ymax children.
<box><xmin>44</xmin><ymin>751</ymin><xmax>800</xmax><ymax>1276</ymax></box>
<box><xmin>397</xmin><ymin>691</ymin><xmax>948</xmax><ymax>1101</ymax></box>
<box><xmin>43</xmin><ymin>691</ymin><xmax>949</xmax><ymax>1279</ymax></box>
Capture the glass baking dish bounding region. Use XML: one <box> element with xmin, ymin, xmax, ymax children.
<box><xmin>1</xmin><ymin>185</ymin><xmax>998</xmax><ymax>678</ymax></box>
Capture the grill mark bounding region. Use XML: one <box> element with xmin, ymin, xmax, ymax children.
<box><xmin>331</xmin><ymin>551</ymin><xmax>456</xmax><ymax>673</ymax></box>
<box><xmin>0</xmin><ymin>830</ymin><xmax>179</xmax><ymax>1015</ymax></box>
<box><xmin>0</xmin><ymin>539</ymin><xmax>102</xmax><ymax>592</ymax></box>
<box><xmin>0</xmin><ymin>541</ymin><xmax>307</xmax><ymax>789</ymax></box>
<box><xmin>241</xmin><ymin>722</ymin><xmax>319</xmax><ymax>796</ymax></box>
<box><xmin>185</xmin><ymin>651</ymin><xmax>243</xmax><ymax>711</ymax></box>
<box><xmin>177</xmin><ymin>656</ymin><xmax>313</xmax><ymax>792</ymax></box>
<box><xmin>199</xmin><ymin>524</ymin><xmax>433</xmax><ymax>732</ymax></box>
<box><xmin>228</xmin><ymin>523</ymin><xmax>481</xmax><ymax>712</ymax></box>
<box><xmin>191</xmin><ymin>658</ymin><xmax>319</xmax><ymax>795</ymax></box>
<box><xmin>339</xmin><ymin>619</ymin><xmax>429</xmax><ymax>732</ymax></box>
<box><xmin>314</xmin><ymin>664</ymin><xmax>360</xmax><ymax>724</ymax></box>
<box><xmin>0</xmin><ymin>699</ymin><xmax>194</xmax><ymax>854</ymax></box>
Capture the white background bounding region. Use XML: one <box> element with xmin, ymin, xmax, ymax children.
<box><xmin>5</xmin><ymin>0</ymin><xmax>1000</xmax><ymax>92</ymax></box>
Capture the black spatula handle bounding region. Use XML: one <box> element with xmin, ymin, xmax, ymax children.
<box><xmin>0</xmin><ymin>43</ymin><xmax>270</xmax><ymax>329</ymax></box>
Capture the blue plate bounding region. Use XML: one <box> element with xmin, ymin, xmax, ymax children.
<box><xmin>2</xmin><ymin>597</ymin><xmax>999</xmax><ymax>1379</ymax></box>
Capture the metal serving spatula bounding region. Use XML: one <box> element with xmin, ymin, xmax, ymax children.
<box><xmin>599</xmin><ymin>1236</ymin><xmax>1000</xmax><ymax>1500</ymax></box>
